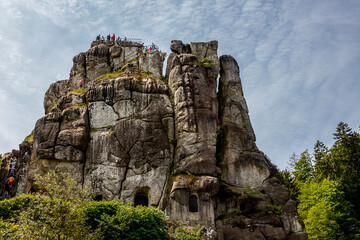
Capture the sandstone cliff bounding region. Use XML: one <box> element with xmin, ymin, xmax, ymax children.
<box><xmin>5</xmin><ymin>40</ymin><xmax>307</xmax><ymax>240</ymax></box>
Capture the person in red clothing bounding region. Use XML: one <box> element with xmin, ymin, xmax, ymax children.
<box><xmin>79</xmin><ymin>79</ymin><xmax>84</xmax><ymax>88</ymax></box>
<box><xmin>112</xmin><ymin>33</ymin><xmax>115</xmax><ymax>41</ymax></box>
<box><xmin>3</xmin><ymin>176</ymin><xmax>14</xmax><ymax>199</ymax></box>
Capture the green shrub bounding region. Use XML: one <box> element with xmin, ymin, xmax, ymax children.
<box><xmin>0</xmin><ymin>195</ymin><xmax>37</xmax><ymax>221</ymax></box>
<box><xmin>69</xmin><ymin>87</ymin><xmax>86</xmax><ymax>95</ymax></box>
<box><xmin>12</xmin><ymin>170</ymin><xmax>100</xmax><ymax>240</ymax></box>
<box><xmin>99</xmin><ymin>205</ymin><xmax>168</xmax><ymax>240</ymax></box>
<box><xmin>24</xmin><ymin>134</ymin><xmax>33</xmax><ymax>142</ymax></box>
<box><xmin>82</xmin><ymin>200</ymin><xmax>120</xmax><ymax>230</ymax></box>
<box><xmin>159</xmin><ymin>75</ymin><xmax>168</xmax><ymax>83</ymax></box>
<box><xmin>0</xmin><ymin>219</ymin><xmax>20</xmax><ymax>239</ymax></box>
<box><xmin>199</xmin><ymin>57</ymin><xmax>213</xmax><ymax>69</ymax></box>
<box><xmin>93</xmin><ymin>69</ymin><xmax>125</xmax><ymax>81</ymax></box>
<box><xmin>169</xmin><ymin>222</ymin><xmax>204</xmax><ymax>240</ymax></box>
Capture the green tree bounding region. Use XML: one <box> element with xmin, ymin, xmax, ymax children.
<box><xmin>315</xmin><ymin>122</ymin><xmax>360</xmax><ymax>184</ymax></box>
<box><xmin>293</xmin><ymin>150</ymin><xmax>314</xmax><ymax>183</ymax></box>
<box><xmin>298</xmin><ymin>178</ymin><xmax>359</xmax><ymax>240</ymax></box>
<box><xmin>314</xmin><ymin>140</ymin><xmax>328</xmax><ymax>162</ymax></box>
<box><xmin>13</xmin><ymin>170</ymin><xmax>100</xmax><ymax>240</ymax></box>
<box><xmin>292</xmin><ymin>122</ymin><xmax>360</xmax><ymax>239</ymax></box>
<box><xmin>287</xmin><ymin>152</ymin><xmax>299</xmax><ymax>172</ymax></box>
<box><xmin>277</xmin><ymin>169</ymin><xmax>300</xmax><ymax>204</ymax></box>
<box><xmin>314</xmin><ymin>122</ymin><xmax>360</xmax><ymax>218</ymax></box>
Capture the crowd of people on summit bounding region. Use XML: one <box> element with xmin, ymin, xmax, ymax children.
<box><xmin>3</xmin><ymin>156</ymin><xmax>17</xmax><ymax>200</ymax></box>
<box><xmin>95</xmin><ymin>33</ymin><xmax>127</xmax><ymax>43</ymax></box>
<box><xmin>94</xmin><ymin>34</ymin><xmax>158</xmax><ymax>52</ymax></box>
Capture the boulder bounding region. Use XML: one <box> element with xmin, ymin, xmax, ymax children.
<box><xmin>43</xmin><ymin>80</ymin><xmax>69</xmax><ymax>114</ymax></box>
<box><xmin>138</xmin><ymin>51</ymin><xmax>164</xmax><ymax>78</ymax></box>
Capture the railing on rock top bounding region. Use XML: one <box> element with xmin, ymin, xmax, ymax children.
<box><xmin>91</xmin><ymin>38</ymin><xmax>144</xmax><ymax>48</ymax></box>
<box><xmin>91</xmin><ymin>38</ymin><xmax>161</xmax><ymax>54</ymax></box>
<box><xmin>145</xmin><ymin>45</ymin><xmax>159</xmax><ymax>51</ymax></box>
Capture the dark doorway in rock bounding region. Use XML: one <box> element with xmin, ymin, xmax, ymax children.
<box><xmin>189</xmin><ymin>195</ymin><xmax>198</xmax><ymax>212</ymax></box>
<box><xmin>95</xmin><ymin>194</ymin><xmax>103</xmax><ymax>201</ymax></box>
<box><xmin>29</xmin><ymin>186</ymin><xmax>36</xmax><ymax>193</ymax></box>
<box><xmin>134</xmin><ymin>193</ymin><xmax>149</xmax><ymax>207</ymax></box>
<box><xmin>240</xmin><ymin>202</ymin><xmax>247</xmax><ymax>211</ymax></box>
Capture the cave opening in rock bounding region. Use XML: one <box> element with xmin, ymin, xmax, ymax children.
<box><xmin>134</xmin><ymin>193</ymin><xmax>149</xmax><ymax>207</ymax></box>
<box><xmin>29</xmin><ymin>186</ymin><xmax>36</xmax><ymax>193</ymax></box>
<box><xmin>189</xmin><ymin>195</ymin><xmax>199</xmax><ymax>212</ymax></box>
<box><xmin>240</xmin><ymin>202</ymin><xmax>247</xmax><ymax>211</ymax></box>
<box><xmin>95</xmin><ymin>194</ymin><xmax>103</xmax><ymax>201</ymax></box>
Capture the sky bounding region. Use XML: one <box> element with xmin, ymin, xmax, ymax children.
<box><xmin>0</xmin><ymin>0</ymin><xmax>359</xmax><ymax>170</ymax></box>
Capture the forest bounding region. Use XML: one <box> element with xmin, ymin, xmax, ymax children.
<box><xmin>279</xmin><ymin>122</ymin><xmax>360</xmax><ymax>239</ymax></box>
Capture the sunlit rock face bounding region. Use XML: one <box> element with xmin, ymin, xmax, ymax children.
<box><xmin>9</xmin><ymin>40</ymin><xmax>307</xmax><ymax>240</ymax></box>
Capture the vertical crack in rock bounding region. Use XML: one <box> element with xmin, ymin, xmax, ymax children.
<box><xmin>81</xmin><ymin>104</ymin><xmax>90</xmax><ymax>186</ymax></box>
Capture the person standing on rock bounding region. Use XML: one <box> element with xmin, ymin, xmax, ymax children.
<box><xmin>101</xmin><ymin>36</ymin><xmax>105</xmax><ymax>41</ymax></box>
<box><xmin>107</xmin><ymin>34</ymin><xmax>111</xmax><ymax>41</ymax></box>
<box><xmin>9</xmin><ymin>158</ymin><xmax>16</xmax><ymax>176</ymax></box>
<box><xmin>112</xmin><ymin>33</ymin><xmax>115</xmax><ymax>41</ymax></box>
<box><xmin>5</xmin><ymin>175</ymin><xmax>15</xmax><ymax>199</ymax></box>
<box><xmin>80</xmin><ymin>79</ymin><xmax>84</xmax><ymax>88</ymax></box>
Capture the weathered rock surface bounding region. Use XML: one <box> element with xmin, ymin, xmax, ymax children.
<box><xmin>5</xmin><ymin>40</ymin><xmax>307</xmax><ymax>240</ymax></box>
<box><xmin>215</xmin><ymin>55</ymin><xmax>306</xmax><ymax>239</ymax></box>
<box><xmin>218</xmin><ymin>55</ymin><xmax>276</xmax><ymax>188</ymax></box>
<box><xmin>43</xmin><ymin>80</ymin><xmax>69</xmax><ymax>114</ymax></box>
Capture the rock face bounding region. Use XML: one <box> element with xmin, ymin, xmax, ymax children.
<box><xmin>6</xmin><ymin>40</ymin><xmax>307</xmax><ymax>239</ymax></box>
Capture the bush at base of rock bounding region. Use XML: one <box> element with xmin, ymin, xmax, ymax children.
<box><xmin>83</xmin><ymin>200</ymin><xmax>169</xmax><ymax>239</ymax></box>
<box><xmin>0</xmin><ymin>195</ymin><xmax>37</xmax><ymax>220</ymax></box>
<box><xmin>0</xmin><ymin>170</ymin><xmax>206</xmax><ymax>240</ymax></box>
<box><xmin>167</xmin><ymin>221</ymin><xmax>204</xmax><ymax>240</ymax></box>
<box><xmin>98</xmin><ymin>205</ymin><xmax>168</xmax><ymax>240</ymax></box>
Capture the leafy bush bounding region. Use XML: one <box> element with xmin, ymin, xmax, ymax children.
<box><xmin>82</xmin><ymin>200</ymin><xmax>120</xmax><ymax>229</ymax></box>
<box><xmin>11</xmin><ymin>170</ymin><xmax>100</xmax><ymax>240</ymax></box>
<box><xmin>0</xmin><ymin>195</ymin><xmax>37</xmax><ymax>221</ymax></box>
<box><xmin>99</xmin><ymin>205</ymin><xmax>168</xmax><ymax>240</ymax></box>
<box><xmin>0</xmin><ymin>170</ymin><xmax>207</xmax><ymax>240</ymax></box>
<box><xmin>168</xmin><ymin>222</ymin><xmax>204</xmax><ymax>240</ymax></box>
<box><xmin>0</xmin><ymin>219</ymin><xmax>20</xmax><ymax>239</ymax></box>
<box><xmin>199</xmin><ymin>57</ymin><xmax>213</xmax><ymax>69</ymax></box>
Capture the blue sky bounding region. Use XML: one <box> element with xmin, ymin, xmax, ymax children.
<box><xmin>0</xmin><ymin>0</ymin><xmax>359</xmax><ymax>170</ymax></box>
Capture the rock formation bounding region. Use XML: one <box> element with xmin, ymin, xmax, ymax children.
<box><xmin>3</xmin><ymin>39</ymin><xmax>307</xmax><ymax>239</ymax></box>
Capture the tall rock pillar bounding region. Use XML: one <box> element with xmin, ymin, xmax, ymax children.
<box><xmin>165</xmin><ymin>41</ymin><xmax>220</xmax><ymax>229</ymax></box>
<box><xmin>218</xmin><ymin>55</ymin><xmax>275</xmax><ymax>187</ymax></box>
